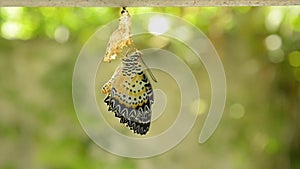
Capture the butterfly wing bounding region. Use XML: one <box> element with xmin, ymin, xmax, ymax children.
<box><xmin>104</xmin><ymin>57</ymin><xmax>154</xmax><ymax>135</ymax></box>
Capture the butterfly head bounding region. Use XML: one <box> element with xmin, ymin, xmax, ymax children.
<box><xmin>122</xmin><ymin>51</ymin><xmax>141</xmax><ymax>61</ymax></box>
<box><xmin>129</xmin><ymin>51</ymin><xmax>142</xmax><ymax>59</ymax></box>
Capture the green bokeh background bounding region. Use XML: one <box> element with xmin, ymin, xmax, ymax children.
<box><xmin>0</xmin><ymin>7</ymin><xmax>299</xmax><ymax>169</ymax></box>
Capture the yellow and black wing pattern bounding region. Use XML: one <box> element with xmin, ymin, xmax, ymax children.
<box><xmin>102</xmin><ymin>52</ymin><xmax>154</xmax><ymax>135</ymax></box>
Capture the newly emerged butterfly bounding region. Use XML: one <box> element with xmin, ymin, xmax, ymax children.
<box><xmin>103</xmin><ymin>7</ymin><xmax>134</xmax><ymax>62</ymax></box>
<box><xmin>102</xmin><ymin>51</ymin><xmax>156</xmax><ymax>135</ymax></box>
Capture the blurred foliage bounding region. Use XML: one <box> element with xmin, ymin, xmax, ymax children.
<box><xmin>0</xmin><ymin>7</ymin><xmax>299</xmax><ymax>169</ymax></box>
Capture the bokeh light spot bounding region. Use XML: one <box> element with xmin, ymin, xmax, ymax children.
<box><xmin>0</xmin><ymin>7</ymin><xmax>23</xmax><ymax>20</ymax></box>
<box><xmin>268</xmin><ymin>49</ymin><xmax>285</xmax><ymax>63</ymax></box>
<box><xmin>265</xmin><ymin>34</ymin><xmax>282</xmax><ymax>51</ymax></box>
<box><xmin>229</xmin><ymin>103</ymin><xmax>245</xmax><ymax>119</ymax></box>
<box><xmin>1</xmin><ymin>21</ymin><xmax>22</xmax><ymax>40</ymax></box>
<box><xmin>148</xmin><ymin>15</ymin><xmax>170</xmax><ymax>35</ymax></box>
<box><xmin>288</xmin><ymin>51</ymin><xmax>300</xmax><ymax>67</ymax></box>
<box><xmin>265</xmin><ymin>7</ymin><xmax>283</xmax><ymax>32</ymax></box>
<box><xmin>54</xmin><ymin>26</ymin><xmax>70</xmax><ymax>43</ymax></box>
<box><xmin>198</xmin><ymin>99</ymin><xmax>208</xmax><ymax>115</ymax></box>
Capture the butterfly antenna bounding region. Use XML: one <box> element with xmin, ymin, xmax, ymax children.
<box><xmin>139</xmin><ymin>57</ymin><xmax>157</xmax><ymax>83</ymax></box>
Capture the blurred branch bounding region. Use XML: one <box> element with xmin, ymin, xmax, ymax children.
<box><xmin>0</xmin><ymin>0</ymin><xmax>298</xmax><ymax>6</ymax></box>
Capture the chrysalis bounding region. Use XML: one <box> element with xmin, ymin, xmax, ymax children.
<box><xmin>103</xmin><ymin>7</ymin><xmax>134</xmax><ymax>62</ymax></box>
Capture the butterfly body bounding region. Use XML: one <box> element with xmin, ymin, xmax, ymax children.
<box><xmin>102</xmin><ymin>52</ymin><xmax>154</xmax><ymax>135</ymax></box>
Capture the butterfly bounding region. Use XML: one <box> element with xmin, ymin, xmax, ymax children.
<box><xmin>103</xmin><ymin>7</ymin><xmax>133</xmax><ymax>63</ymax></box>
<box><xmin>102</xmin><ymin>51</ymin><xmax>157</xmax><ymax>135</ymax></box>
